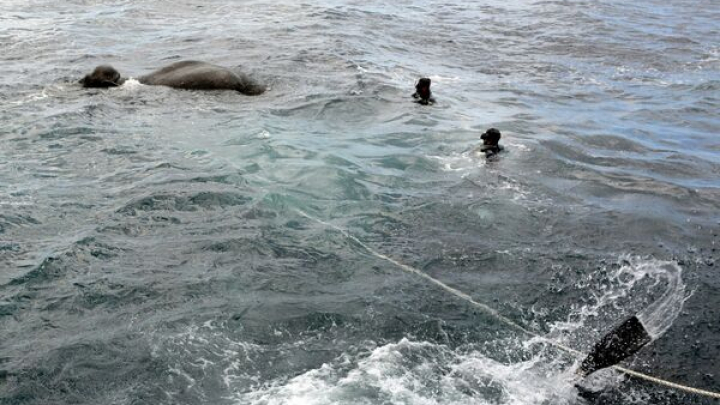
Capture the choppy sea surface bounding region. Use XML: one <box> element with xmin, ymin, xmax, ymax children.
<box><xmin>1</xmin><ymin>0</ymin><xmax>719</xmax><ymax>404</ymax></box>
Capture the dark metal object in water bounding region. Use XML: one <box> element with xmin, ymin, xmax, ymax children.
<box><xmin>578</xmin><ymin>315</ymin><xmax>652</xmax><ymax>377</ymax></box>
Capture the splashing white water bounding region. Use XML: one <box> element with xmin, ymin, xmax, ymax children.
<box><xmin>119</xmin><ymin>78</ymin><xmax>144</xmax><ymax>89</ymax></box>
<box><xmin>634</xmin><ymin>260</ymin><xmax>687</xmax><ymax>339</ymax></box>
<box><xmin>236</xmin><ymin>339</ymin><xmax>580</xmax><ymax>405</ymax></box>
<box><xmin>547</xmin><ymin>257</ymin><xmax>687</xmax><ymax>345</ymax></box>
<box><xmin>228</xmin><ymin>232</ymin><xmax>686</xmax><ymax>404</ymax></box>
<box><xmin>153</xmin><ymin>256</ymin><xmax>689</xmax><ymax>404</ymax></box>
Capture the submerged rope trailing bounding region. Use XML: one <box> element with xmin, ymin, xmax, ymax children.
<box><xmin>295</xmin><ymin>209</ymin><xmax>720</xmax><ymax>400</ymax></box>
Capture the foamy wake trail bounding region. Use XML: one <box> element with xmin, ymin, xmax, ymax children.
<box><xmin>237</xmin><ymin>339</ymin><xmax>579</xmax><ymax>405</ymax></box>
<box><xmin>234</xmin><ymin>256</ymin><xmax>687</xmax><ymax>404</ymax></box>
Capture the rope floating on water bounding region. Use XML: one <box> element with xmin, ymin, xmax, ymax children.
<box><xmin>295</xmin><ymin>208</ymin><xmax>720</xmax><ymax>400</ymax></box>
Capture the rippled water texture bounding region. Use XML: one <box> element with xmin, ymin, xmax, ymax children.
<box><xmin>1</xmin><ymin>0</ymin><xmax>719</xmax><ymax>404</ymax></box>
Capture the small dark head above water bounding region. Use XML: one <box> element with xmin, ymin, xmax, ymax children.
<box><xmin>79</xmin><ymin>61</ymin><xmax>265</xmax><ymax>95</ymax></box>
<box><xmin>412</xmin><ymin>77</ymin><xmax>435</xmax><ymax>105</ymax></box>
<box><xmin>480</xmin><ymin>128</ymin><xmax>503</xmax><ymax>158</ymax></box>
<box><xmin>79</xmin><ymin>65</ymin><xmax>126</xmax><ymax>88</ymax></box>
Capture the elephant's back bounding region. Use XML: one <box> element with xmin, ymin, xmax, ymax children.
<box><xmin>139</xmin><ymin>61</ymin><xmax>242</xmax><ymax>91</ymax></box>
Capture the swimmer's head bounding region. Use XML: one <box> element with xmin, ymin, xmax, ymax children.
<box><xmin>415</xmin><ymin>77</ymin><xmax>432</xmax><ymax>100</ymax></box>
<box><xmin>481</xmin><ymin>128</ymin><xmax>501</xmax><ymax>146</ymax></box>
<box><xmin>80</xmin><ymin>65</ymin><xmax>125</xmax><ymax>88</ymax></box>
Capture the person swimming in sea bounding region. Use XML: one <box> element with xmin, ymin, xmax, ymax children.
<box><xmin>479</xmin><ymin>128</ymin><xmax>503</xmax><ymax>158</ymax></box>
<box><xmin>412</xmin><ymin>77</ymin><xmax>435</xmax><ymax>105</ymax></box>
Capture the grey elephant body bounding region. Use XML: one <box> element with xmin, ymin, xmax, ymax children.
<box><xmin>81</xmin><ymin>60</ymin><xmax>265</xmax><ymax>95</ymax></box>
<box><xmin>138</xmin><ymin>61</ymin><xmax>264</xmax><ymax>94</ymax></box>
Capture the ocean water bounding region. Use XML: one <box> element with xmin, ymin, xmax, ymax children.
<box><xmin>1</xmin><ymin>0</ymin><xmax>719</xmax><ymax>404</ymax></box>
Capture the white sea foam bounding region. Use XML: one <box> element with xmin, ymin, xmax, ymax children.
<box><xmin>8</xmin><ymin>85</ymin><xmax>57</xmax><ymax>105</ymax></box>
<box><xmin>119</xmin><ymin>78</ymin><xmax>144</xmax><ymax>90</ymax></box>
<box><xmin>427</xmin><ymin>75</ymin><xmax>461</xmax><ymax>82</ymax></box>
<box><xmin>427</xmin><ymin>151</ymin><xmax>480</xmax><ymax>172</ymax></box>
<box><xmin>236</xmin><ymin>338</ymin><xmax>580</xmax><ymax>405</ymax></box>
<box><xmin>153</xmin><ymin>257</ymin><xmax>686</xmax><ymax>404</ymax></box>
<box><xmin>428</xmin><ymin>139</ymin><xmax>529</xmax><ymax>175</ymax></box>
<box><xmin>233</xmin><ymin>255</ymin><xmax>686</xmax><ymax>404</ymax></box>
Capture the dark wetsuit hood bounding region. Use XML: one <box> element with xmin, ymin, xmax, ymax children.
<box><xmin>480</xmin><ymin>128</ymin><xmax>503</xmax><ymax>157</ymax></box>
<box><xmin>413</xmin><ymin>77</ymin><xmax>434</xmax><ymax>105</ymax></box>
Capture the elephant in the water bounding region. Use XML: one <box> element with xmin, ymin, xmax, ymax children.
<box><xmin>79</xmin><ymin>60</ymin><xmax>265</xmax><ymax>95</ymax></box>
